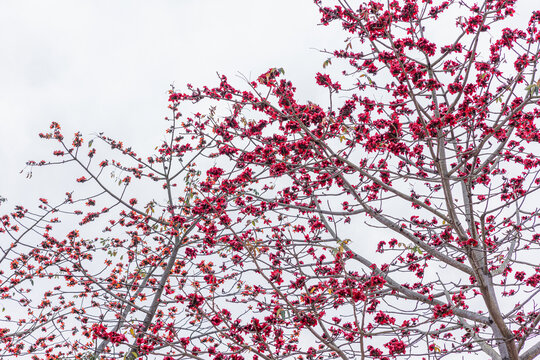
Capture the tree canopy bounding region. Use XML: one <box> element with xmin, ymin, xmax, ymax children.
<box><xmin>2</xmin><ymin>1</ymin><xmax>540</xmax><ymax>359</ymax></box>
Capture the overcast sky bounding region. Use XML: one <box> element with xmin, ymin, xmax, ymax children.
<box><xmin>0</xmin><ymin>0</ymin><xmax>343</xmax><ymax>206</ymax></box>
<box><xmin>1</xmin><ymin>0</ymin><xmax>536</xmax><ymax>210</ymax></box>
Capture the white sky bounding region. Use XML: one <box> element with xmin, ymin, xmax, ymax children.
<box><xmin>2</xmin><ymin>0</ymin><xmax>536</xmax><ymax>206</ymax></box>
<box><xmin>2</xmin><ymin>0</ymin><xmax>536</xmax><ymax>268</ymax></box>
<box><xmin>0</xmin><ymin>0</ymin><xmax>342</xmax><ymax>206</ymax></box>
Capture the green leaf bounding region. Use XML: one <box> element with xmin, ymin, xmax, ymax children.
<box><xmin>88</xmin><ymin>139</ymin><xmax>93</xmax><ymax>148</ymax></box>
<box><xmin>277</xmin><ymin>308</ymin><xmax>288</xmax><ymax>320</ymax></box>
<box><xmin>410</xmin><ymin>245</ymin><xmax>423</xmax><ymax>254</ymax></box>
<box><xmin>323</xmin><ymin>58</ymin><xmax>332</xmax><ymax>68</ymax></box>
<box><xmin>526</xmin><ymin>84</ymin><xmax>538</xmax><ymax>95</ymax></box>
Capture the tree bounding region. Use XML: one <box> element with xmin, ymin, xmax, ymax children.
<box><xmin>2</xmin><ymin>0</ymin><xmax>540</xmax><ymax>359</ymax></box>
